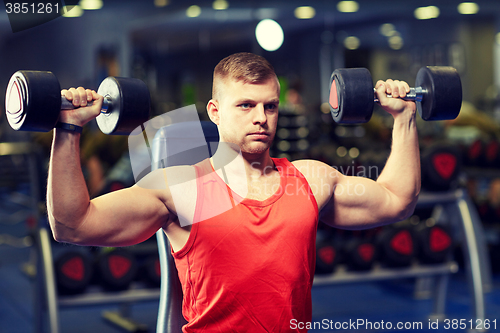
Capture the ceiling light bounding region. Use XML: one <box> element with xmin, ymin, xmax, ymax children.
<box><xmin>213</xmin><ymin>0</ymin><xmax>228</xmax><ymax>10</ymax></box>
<box><xmin>379</xmin><ymin>23</ymin><xmax>396</xmax><ymax>37</ymax></box>
<box><xmin>337</xmin><ymin>1</ymin><xmax>359</xmax><ymax>13</ymax></box>
<box><xmin>388</xmin><ymin>36</ymin><xmax>404</xmax><ymax>50</ymax></box>
<box><xmin>458</xmin><ymin>2</ymin><xmax>479</xmax><ymax>15</ymax></box>
<box><xmin>155</xmin><ymin>0</ymin><xmax>169</xmax><ymax>7</ymax></box>
<box><xmin>79</xmin><ymin>0</ymin><xmax>102</xmax><ymax>10</ymax></box>
<box><xmin>62</xmin><ymin>5</ymin><xmax>84</xmax><ymax>17</ymax></box>
<box><xmin>294</xmin><ymin>6</ymin><xmax>315</xmax><ymax>19</ymax></box>
<box><xmin>344</xmin><ymin>36</ymin><xmax>360</xmax><ymax>50</ymax></box>
<box><xmin>255</xmin><ymin>19</ymin><xmax>284</xmax><ymax>52</ymax></box>
<box><xmin>414</xmin><ymin>6</ymin><xmax>440</xmax><ymax>20</ymax></box>
<box><xmin>186</xmin><ymin>5</ymin><xmax>201</xmax><ymax>17</ymax></box>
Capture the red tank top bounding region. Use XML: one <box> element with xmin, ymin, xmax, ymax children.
<box><xmin>172</xmin><ymin>158</ymin><xmax>318</xmax><ymax>332</ymax></box>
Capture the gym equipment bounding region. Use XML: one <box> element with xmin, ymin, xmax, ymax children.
<box><xmin>484</xmin><ymin>139</ymin><xmax>500</xmax><ymax>168</ymax></box>
<box><xmin>95</xmin><ymin>248</ymin><xmax>138</xmax><ymax>291</ymax></box>
<box><xmin>315</xmin><ymin>238</ymin><xmax>341</xmax><ymax>275</ymax></box>
<box><xmin>5</xmin><ymin>70</ymin><xmax>150</xmax><ymax>134</ymax></box>
<box><xmin>415</xmin><ymin>223</ymin><xmax>453</xmax><ymax>264</ymax></box>
<box><xmin>466</xmin><ymin>139</ymin><xmax>484</xmax><ymax>166</ymax></box>
<box><xmin>139</xmin><ymin>255</ymin><xmax>161</xmax><ymax>288</ymax></box>
<box><xmin>377</xmin><ymin>226</ymin><xmax>416</xmax><ymax>267</ymax></box>
<box><xmin>343</xmin><ymin>230</ymin><xmax>378</xmax><ymax>271</ymax></box>
<box><xmin>421</xmin><ymin>144</ymin><xmax>462</xmax><ymax>192</ymax></box>
<box><xmin>329</xmin><ymin>66</ymin><xmax>462</xmax><ymax>124</ymax></box>
<box><xmin>54</xmin><ymin>251</ymin><xmax>92</xmax><ymax>295</ymax></box>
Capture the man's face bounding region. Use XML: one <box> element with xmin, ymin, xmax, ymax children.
<box><xmin>209</xmin><ymin>77</ymin><xmax>280</xmax><ymax>156</ymax></box>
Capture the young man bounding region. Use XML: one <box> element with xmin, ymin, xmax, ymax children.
<box><xmin>47</xmin><ymin>52</ymin><xmax>419</xmax><ymax>332</ymax></box>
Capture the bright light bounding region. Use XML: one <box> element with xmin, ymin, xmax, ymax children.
<box><xmin>388</xmin><ymin>36</ymin><xmax>404</xmax><ymax>50</ymax></box>
<box><xmin>213</xmin><ymin>0</ymin><xmax>228</xmax><ymax>10</ymax></box>
<box><xmin>344</xmin><ymin>36</ymin><xmax>360</xmax><ymax>50</ymax></box>
<box><xmin>155</xmin><ymin>0</ymin><xmax>169</xmax><ymax>7</ymax></box>
<box><xmin>186</xmin><ymin>5</ymin><xmax>201</xmax><ymax>17</ymax></box>
<box><xmin>62</xmin><ymin>5</ymin><xmax>84</xmax><ymax>17</ymax></box>
<box><xmin>294</xmin><ymin>6</ymin><xmax>315</xmax><ymax>19</ymax></box>
<box><xmin>255</xmin><ymin>19</ymin><xmax>284</xmax><ymax>52</ymax></box>
<box><xmin>349</xmin><ymin>147</ymin><xmax>359</xmax><ymax>158</ymax></box>
<box><xmin>379</xmin><ymin>23</ymin><xmax>396</xmax><ymax>37</ymax></box>
<box><xmin>79</xmin><ymin>0</ymin><xmax>102</xmax><ymax>10</ymax></box>
<box><xmin>414</xmin><ymin>6</ymin><xmax>440</xmax><ymax>20</ymax></box>
<box><xmin>337</xmin><ymin>146</ymin><xmax>347</xmax><ymax>157</ymax></box>
<box><xmin>337</xmin><ymin>1</ymin><xmax>359</xmax><ymax>13</ymax></box>
<box><xmin>458</xmin><ymin>2</ymin><xmax>479</xmax><ymax>15</ymax></box>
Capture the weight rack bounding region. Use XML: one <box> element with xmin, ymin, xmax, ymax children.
<box><xmin>313</xmin><ymin>189</ymin><xmax>491</xmax><ymax>327</ymax></box>
<box><xmin>31</xmin><ymin>123</ymin><xmax>492</xmax><ymax>333</ymax></box>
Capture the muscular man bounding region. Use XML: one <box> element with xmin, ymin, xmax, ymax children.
<box><xmin>47</xmin><ymin>52</ymin><xmax>420</xmax><ymax>332</ymax></box>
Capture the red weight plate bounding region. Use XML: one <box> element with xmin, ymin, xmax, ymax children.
<box><xmin>432</xmin><ymin>153</ymin><xmax>456</xmax><ymax>180</ymax></box>
<box><xmin>390</xmin><ymin>230</ymin><xmax>413</xmax><ymax>256</ymax></box>
<box><xmin>429</xmin><ymin>227</ymin><xmax>452</xmax><ymax>253</ymax></box>
<box><xmin>358</xmin><ymin>243</ymin><xmax>375</xmax><ymax>262</ymax></box>
<box><xmin>61</xmin><ymin>257</ymin><xmax>84</xmax><ymax>282</ymax></box>
<box><xmin>318</xmin><ymin>246</ymin><xmax>336</xmax><ymax>265</ymax></box>
<box><xmin>108</xmin><ymin>255</ymin><xmax>132</xmax><ymax>279</ymax></box>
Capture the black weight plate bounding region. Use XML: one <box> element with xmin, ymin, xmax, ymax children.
<box><xmin>329</xmin><ymin>68</ymin><xmax>374</xmax><ymax>124</ymax></box>
<box><xmin>378</xmin><ymin>227</ymin><xmax>416</xmax><ymax>267</ymax></box>
<box><xmin>421</xmin><ymin>144</ymin><xmax>461</xmax><ymax>192</ymax></box>
<box><xmin>416</xmin><ymin>225</ymin><xmax>453</xmax><ymax>264</ymax></box>
<box><xmin>54</xmin><ymin>251</ymin><xmax>92</xmax><ymax>295</ymax></box>
<box><xmin>96</xmin><ymin>77</ymin><xmax>151</xmax><ymax>135</ymax></box>
<box><xmin>315</xmin><ymin>239</ymin><xmax>341</xmax><ymax>275</ymax></box>
<box><xmin>416</xmin><ymin>66</ymin><xmax>462</xmax><ymax>121</ymax></box>
<box><xmin>96</xmin><ymin>249</ymin><xmax>138</xmax><ymax>291</ymax></box>
<box><xmin>142</xmin><ymin>255</ymin><xmax>161</xmax><ymax>288</ymax></box>
<box><xmin>344</xmin><ymin>239</ymin><xmax>377</xmax><ymax>271</ymax></box>
<box><xmin>5</xmin><ymin>70</ymin><xmax>61</xmax><ymax>132</ymax></box>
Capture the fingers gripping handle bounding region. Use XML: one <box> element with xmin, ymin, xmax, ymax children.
<box><xmin>373</xmin><ymin>87</ymin><xmax>426</xmax><ymax>103</ymax></box>
<box><xmin>60</xmin><ymin>96</ymin><xmax>111</xmax><ymax>114</ymax></box>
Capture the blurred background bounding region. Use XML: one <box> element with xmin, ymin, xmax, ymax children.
<box><xmin>1</xmin><ymin>0</ymin><xmax>500</xmax><ymax>332</ymax></box>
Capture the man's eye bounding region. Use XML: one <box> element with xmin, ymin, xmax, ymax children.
<box><xmin>265</xmin><ymin>104</ymin><xmax>277</xmax><ymax>111</ymax></box>
<box><xmin>239</xmin><ymin>103</ymin><xmax>251</xmax><ymax>109</ymax></box>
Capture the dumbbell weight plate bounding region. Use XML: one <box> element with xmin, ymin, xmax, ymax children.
<box><xmin>416</xmin><ymin>66</ymin><xmax>462</xmax><ymax>121</ymax></box>
<box><xmin>329</xmin><ymin>68</ymin><xmax>374</xmax><ymax>124</ymax></box>
<box><xmin>5</xmin><ymin>70</ymin><xmax>61</xmax><ymax>132</ymax></box>
<box><xmin>54</xmin><ymin>251</ymin><xmax>93</xmax><ymax>295</ymax></box>
<box><xmin>96</xmin><ymin>248</ymin><xmax>138</xmax><ymax>291</ymax></box>
<box><xmin>96</xmin><ymin>77</ymin><xmax>151</xmax><ymax>135</ymax></box>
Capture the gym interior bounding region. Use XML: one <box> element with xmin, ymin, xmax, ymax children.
<box><xmin>1</xmin><ymin>0</ymin><xmax>500</xmax><ymax>332</ymax></box>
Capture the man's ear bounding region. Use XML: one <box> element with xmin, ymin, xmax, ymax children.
<box><xmin>207</xmin><ymin>99</ymin><xmax>220</xmax><ymax>125</ymax></box>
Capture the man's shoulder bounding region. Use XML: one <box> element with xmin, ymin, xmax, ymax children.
<box><xmin>291</xmin><ymin>159</ymin><xmax>336</xmax><ymax>177</ymax></box>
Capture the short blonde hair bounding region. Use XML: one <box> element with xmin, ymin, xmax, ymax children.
<box><xmin>212</xmin><ymin>52</ymin><xmax>278</xmax><ymax>100</ymax></box>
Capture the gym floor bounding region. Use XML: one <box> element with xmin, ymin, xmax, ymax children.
<box><xmin>1</xmin><ymin>220</ymin><xmax>500</xmax><ymax>333</ymax></box>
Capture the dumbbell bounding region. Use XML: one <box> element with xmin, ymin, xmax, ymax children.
<box><xmin>329</xmin><ymin>66</ymin><xmax>462</xmax><ymax>124</ymax></box>
<box><xmin>315</xmin><ymin>228</ymin><xmax>342</xmax><ymax>275</ymax></box>
<box><xmin>95</xmin><ymin>248</ymin><xmax>138</xmax><ymax>291</ymax></box>
<box><xmin>414</xmin><ymin>222</ymin><xmax>453</xmax><ymax>264</ymax></box>
<box><xmin>5</xmin><ymin>70</ymin><xmax>150</xmax><ymax>134</ymax></box>
<box><xmin>54</xmin><ymin>251</ymin><xmax>93</xmax><ymax>295</ymax></box>
<box><xmin>343</xmin><ymin>229</ymin><xmax>378</xmax><ymax>271</ymax></box>
<box><xmin>421</xmin><ymin>143</ymin><xmax>462</xmax><ymax>192</ymax></box>
<box><xmin>377</xmin><ymin>225</ymin><xmax>417</xmax><ymax>267</ymax></box>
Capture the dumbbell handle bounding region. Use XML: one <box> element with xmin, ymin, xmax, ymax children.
<box><xmin>60</xmin><ymin>96</ymin><xmax>111</xmax><ymax>114</ymax></box>
<box><xmin>373</xmin><ymin>86</ymin><xmax>426</xmax><ymax>103</ymax></box>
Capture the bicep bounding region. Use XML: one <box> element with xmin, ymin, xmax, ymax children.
<box><xmin>74</xmin><ymin>170</ymin><xmax>171</xmax><ymax>247</ymax></box>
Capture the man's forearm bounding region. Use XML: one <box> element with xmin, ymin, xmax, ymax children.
<box><xmin>47</xmin><ymin>129</ymin><xmax>91</xmax><ymax>238</ymax></box>
<box><xmin>376</xmin><ymin>110</ymin><xmax>421</xmax><ymax>217</ymax></box>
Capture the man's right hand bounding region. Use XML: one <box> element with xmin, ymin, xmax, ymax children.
<box><xmin>60</xmin><ymin>87</ymin><xmax>104</xmax><ymax>127</ymax></box>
